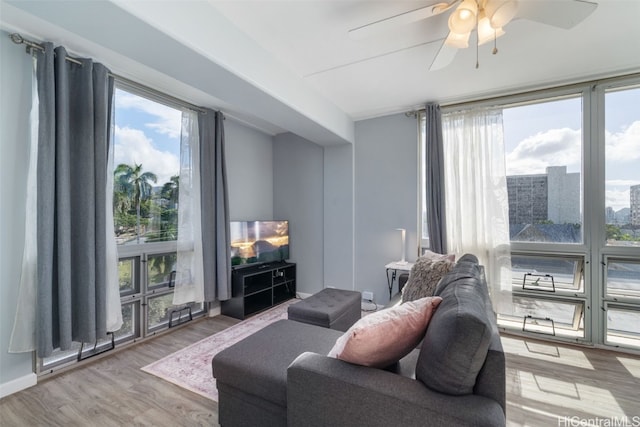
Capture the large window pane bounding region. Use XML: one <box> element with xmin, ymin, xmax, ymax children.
<box><xmin>147</xmin><ymin>252</ymin><xmax>177</xmax><ymax>289</ymax></box>
<box><xmin>113</xmin><ymin>88</ymin><xmax>181</xmax><ymax>245</ymax></box>
<box><xmin>503</xmin><ymin>97</ymin><xmax>583</xmax><ymax>244</ymax></box>
<box><xmin>512</xmin><ymin>254</ymin><xmax>584</xmax><ymax>293</ymax></box>
<box><xmin>606</xmin><ymin>306</ymin><xmax>640</xmax><ymax>349</ymax></box>
<box><xmin>604</xmin><ymin>86</ymin><xmax>640</xmax><ymax>247</ymax></box>
<box><xmin>118</xmin><ymin>257</ymin><xmax>139</xmax><ymax>296</ymax></box>
<box><xmin>499</xmin><ymin>296</ymin><xmax>584</xmax><ymax>339</ymax></box>
<box><xmin>146</xmin><ymin>293</ymin><xmax>203</xmax><ymax>333</ymax></box>
<box><xmin>606</xmin><ymin>258</ymin><xmax>640</xmax><ymax>299</ymax></box>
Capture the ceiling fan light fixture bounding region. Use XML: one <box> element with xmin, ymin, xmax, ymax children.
<box><xmin>485</xmin><ymin>0</ymin><xmax>518</xmax><ymax>29</ymax></box>
<box><xmin>477</xmin><ymin>12</ymin><xmax>505</xmax><ymax>45</ymax></box>
<box><xmin>444</xmin><ymin>30</ymin><xmax>471</xmax><ymax>48</ymax></box>
<box><xmin>449</xmin><ymin>0</ymin><xmax>478</xmax><ymax>33</ymax></box>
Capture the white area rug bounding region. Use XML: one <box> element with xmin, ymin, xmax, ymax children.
<box><xmin>141</xmin><ymin>299</ymin><xmax>297</xmax><ymax>401</ymax></box>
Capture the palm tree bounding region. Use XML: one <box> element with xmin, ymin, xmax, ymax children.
<box><xmin>114</xmin><ymin>163</ymin><xmax>158</xmax><ymax>243</ymax></box>
<box><xmin>161</xmin><ymin>175</ymin><xmax>179</xmax><ymax>208</ymax></box>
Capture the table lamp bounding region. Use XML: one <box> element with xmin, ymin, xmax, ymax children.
<box><xmin>396</xmin><ymin>228</ymin><xmax>407</xmax><ymax>264</ymax></box>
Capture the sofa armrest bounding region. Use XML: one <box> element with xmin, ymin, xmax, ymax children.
<box><xmin>287</xmin><ymin>352</ymin><xmax>505</xmax><ymax>427</ymax></box>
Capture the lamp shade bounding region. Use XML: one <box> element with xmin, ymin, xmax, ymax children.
<box><xmin>477</xmin><ymin>11</ymin><xmax>505</xmax><ymax>45</ymax></box>
<box><xmin>444</xmin><ymin>30</ymin><xmax>471</xmax><ymax>48</ymax></box>
<box><xmin>485</xmin><ymin>0</ymin><xmax>518</xmax><ymax>29</ymax></box>
<box><xmin>448</xmin><ymin>0</ymin><xmax>478</xmax><ymax>33</ymax></box>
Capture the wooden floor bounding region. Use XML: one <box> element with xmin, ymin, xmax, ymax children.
<box><xmin>1</xmin><ymin>316</ymin><xmax>639</xmax><ymax>427</ymax></box>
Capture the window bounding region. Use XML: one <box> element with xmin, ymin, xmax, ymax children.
<box><xmin>418</xmin><ymin>111</ymin><xmax>430</xmax><ymax>250</ymax></box>
<box><xmin>113</xmin><ymin>86</ymin><xmax>204</xmax><ymax>339</ymax></box>
<box><xmin>604</xmin><ymin>87</ymin><xmax>640</xmax><ymax>247</ymax></box>
<box><xmin>503</xmin><ymin>96</ymin><xmax>583</xmax><ymax>244</ymax></box>
<box><xmin>113</xmin><ymin>88</ymin><xmax>181</xmax><ymax>245</ymax></box>
<box><xmin>39</xmin><ymin>85</ymin><xmax>205</xmax><ymax>374</ymax></box>
<box><xmin>420</xmin><ymin>75</ymin><xmax>640</xmax><ymax>351</ymax></box>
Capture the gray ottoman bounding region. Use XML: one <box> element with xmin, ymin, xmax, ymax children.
<box><xmin>288</xmin><ymin>288</ymin><xmax>361</xmax><ymax>331</ymax></box>
<box><xmin>212</xmin><ymin>319</ymin><xmax>342</xmax><ymax>427</ymax></box>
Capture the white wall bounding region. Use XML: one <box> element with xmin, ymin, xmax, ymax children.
<box><xmin>353</xmin><ymin>113</ymin><xmax>419</xmax><ymax>304</ymax></box>
<box><xmin>0</xmin><ymin>30</ymin><xmax>37</xmax><ymax>396</ymax></box>
<box><xmin>225</xmin><ymin>118</ymin><xmax>274</xmax><ymax>220</ymax></box>
<box><xmin>273</xmin><ymin>133</ymin><xmax>324</xmax><ymax>296</ymax></box>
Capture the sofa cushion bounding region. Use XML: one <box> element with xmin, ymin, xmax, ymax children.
<box><xmin>328</xmin><ymin>296</ymin><xmax>442</xmax><ymax>368</ymax></box>
<box><xmin>416</xmin><ymin>271</ymin><xmax>492</xmax><ymax>396</ymax></box>
<box><xmin>402</xmin><ymin>258</ymin><xmax>455</xmax><ymax>303</ymax></box>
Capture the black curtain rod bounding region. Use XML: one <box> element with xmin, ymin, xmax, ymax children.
<box><xmin>9</xmin><ymin>32</ymin><xmax>211</xmax><ymax>114</ymax></box>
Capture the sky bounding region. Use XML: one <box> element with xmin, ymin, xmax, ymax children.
<box><xmin>113</xmin><ymin>88</ymin><xmax>181</xmax><ymax>186</ymax></box>
<box><xmin>114</xmin><ymin>85</ymin><xmax>639</xmax><ymax>212</ymax></box>
<box><xmin>503</xmin><ymin>87</ymin><xmax>640</xmax><ymax>211</ymax></box>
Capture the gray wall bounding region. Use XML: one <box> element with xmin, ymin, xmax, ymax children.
<box><xmin>273</xmin><ymin>133</ymin><xmax>324</xmax><ymax>295</ymax></box>
<box><xmin>354</xmin><ymin>113</ymin><xmax>419</xmax><ymax>304</ymax></box>
<box><xmin>323</xmin><ymin>144</ymin><xmax>354</xmax><ymax>289</ymax></box>
<box><xmin>225</xmin><ymin>118</ymin><xmax>274</xmax><ymax>220</ymax></box>
<box><xmin>0</xmin><ymin>30</ymin><xmax>36</xmax><ymax>393</ymax></box>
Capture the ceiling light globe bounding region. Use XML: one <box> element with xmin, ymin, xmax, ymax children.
<box><xmin>485</xmin><ymin>0</ymin><xmax>518</xmax><ymax>29</ymax></box>
<box><xmin>448</xmin><ymin>0</ymin><xmax>478</xmax><ymax>33</ymax></box>
<box><xmin>477</xmin><ymin>13</ymin><xmax>505</xmax><ymax>45</ymax></box>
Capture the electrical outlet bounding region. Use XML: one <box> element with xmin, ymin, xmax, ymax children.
<box><xmin>363</xmin><ymin>291</ymin><xmax>374</xmax><ymax>302</ymax></box>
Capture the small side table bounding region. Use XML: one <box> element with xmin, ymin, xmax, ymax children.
<box><xmin>385</xmin><ymin>261</ymin><xmax>414</xmax><ymax>298</ymax></box>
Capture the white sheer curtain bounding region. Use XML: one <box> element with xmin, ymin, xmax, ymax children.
<box><xmin>442</xmin><ymin>107</ymin><xmax>512</xmax><ymax>315</ymax></box>
<box><xmin>105</xmin><ymin>122</ymin><xmax>123</xmax><ymax>332</ymax></box>
<box><xmin>9</xmin><ymin>57</ymin><xmax>39</xmax><ymax>352</ymax></box>
<box><xmin>173</xmin><ymin>109</ymin><xmax>205</xmax><ymax>304</ymax></box>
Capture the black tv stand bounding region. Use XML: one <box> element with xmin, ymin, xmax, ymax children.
<box><xmin>222</xmin><ymin>261</ymin><xmax>296</xmax><ymax>320</ymax></box>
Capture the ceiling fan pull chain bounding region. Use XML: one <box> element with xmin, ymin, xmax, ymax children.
<box><xmin>475</xmin><ymin>8</ymin><xmax>480</xmax><ymax>69</ymax></box>
<box><xmin>493</xmin><ymin>29</ymin><xmax>498</xmax><ymax>55</ymax></box>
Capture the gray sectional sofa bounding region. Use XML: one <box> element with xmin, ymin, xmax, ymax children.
<box><xmin>212</xmin><ymin>254</ymin><xmax>506</xmax><ymax>427</ymax></box>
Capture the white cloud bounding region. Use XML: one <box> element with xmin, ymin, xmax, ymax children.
<box><xmin>114</xmin><ymin>125</ymin><xmax>179</xmax><ymax>185</ymax></box>
<box><xmin>506</xmin><ymin>127</ymin><xmax>581</xmax><ymax>175</ymax></box>
<box><xmin>606</xmin><ymin>189</ymin><xmax>630</xmax><ymax>211</ymax></box>
<box><xmin>606</xmin><ymin>179</ymin><xmax>640</xmax><ymax>187</ymax></box>
<box><xmin>605</xmin><ymin>120</ymin><xmax>640</xmax><ymax>162</ymax></box>
<box><xmin>116</xmin><ymin>91</ymin><xmax>182</xmax><ymax>139</ymax></box>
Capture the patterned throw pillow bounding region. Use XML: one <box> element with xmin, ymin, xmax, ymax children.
<box><xmin>328</xmin><ymin>296</ymin><xmax>442</xmax><ymax>368</ymax></box>
<box><xmin>401</xmin><ymin>258</ymin><xmax>455</xmax><ymax>303</ymax></box>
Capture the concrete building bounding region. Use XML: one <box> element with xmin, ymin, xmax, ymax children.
<box><xmin>631</xmin><ymin>184</ymin><xmax>640</xmax><ymax>226</ymax></box>
<box><xmin>507</xmin><ymin>166</ymin><xmax>580</xmax><ymax>226</ymax></box>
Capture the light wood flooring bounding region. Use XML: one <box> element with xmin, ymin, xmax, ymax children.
<box><xmin>1</xmin><ymin>316</ymin><xmax>639</xmax><ymax>427</ymax></box>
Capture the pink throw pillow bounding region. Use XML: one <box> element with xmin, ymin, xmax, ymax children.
<box><xmin>328</xmin><ymin>296</ymin><xmax>442</xmax><ymax>368</ymax></box>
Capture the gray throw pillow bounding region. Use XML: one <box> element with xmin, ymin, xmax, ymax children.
<box><xmin>402</xmin><ymin>258</ymin><xmax>455</xmax><ymax>303</ymax></box>
<box><xmin>415</xmin><ymin>274</ymin><xmax>492</xmax><ymax>395</ymax></box>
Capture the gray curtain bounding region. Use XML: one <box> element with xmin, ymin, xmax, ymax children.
<box><xmin>36</xmin><ymin>43</ymin><xmax>114</xmax><ymax>357</ymax></box>
<box><xmin>199</xmin><ymin>110</ymin><xmax>231</xmax><ymax>302</ymax></box>
<box><xmin>425</xmin><ymin>103</ymin><xmax>447</xmax><ymax>254</ymax></box>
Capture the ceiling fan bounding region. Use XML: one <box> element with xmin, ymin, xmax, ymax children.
<box><xmin>348</xmin><ymin>0</ymin><xmax>598</xmax><ymax>70</ymax></box>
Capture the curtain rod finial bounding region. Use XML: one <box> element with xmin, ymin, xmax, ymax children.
<box><xmin>9</xmin><ymin>33</ymin><xmax>24</xmax><ymax>44</ymax></box>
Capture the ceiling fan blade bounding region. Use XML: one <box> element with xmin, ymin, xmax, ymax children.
<box><xmin>349</xmin><ymin>2</ymin><xmax>455</xmax><ymax>40</ymax></box>
<box><xmin>516</xmin><ymin>0</ymin><xmax>597</xmax><ymax>30</ymax></box>
<box><xmin>429</xmin><ymin>39</ymin><xmax>458</xmax><ymax>71</ymax></box>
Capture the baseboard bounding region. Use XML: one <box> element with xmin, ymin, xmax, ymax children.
<box><xmin>0</xmin><ymin>373</ymin><xmax>37</xmax><ymax>399</ymax></box>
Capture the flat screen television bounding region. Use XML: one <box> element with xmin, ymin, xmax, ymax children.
<box><xmin>230</xmin><ymin>220</ymin><xmax>289</xmax><ymax>267</ymax></box>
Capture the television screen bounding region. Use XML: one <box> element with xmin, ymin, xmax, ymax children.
<box><xmin>230</xmin><ymin>220</ymin><xmax>289</xmax><ymax>266</ymax></box>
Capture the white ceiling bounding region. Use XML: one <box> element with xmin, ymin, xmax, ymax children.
<box><xmin>2</xmin><ymin>0</ymin><xmax>640</xmax><ymax>145</ymax></box>
<box><xmin>211</xmin><ymin>0</ymin><xmax>640</xmax><ymax>119</ymax></box>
